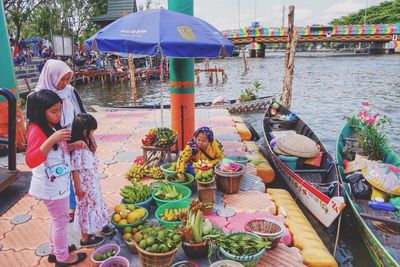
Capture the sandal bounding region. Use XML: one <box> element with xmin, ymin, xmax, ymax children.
<box><xmin>68</xmin><ymin>212</ymin><xmax>75</xmax><ymax>223</ymax></box>
<box><xmin>48</xmin><ymin>244</ymin><xmax>77</xmax><ymax>263</ymax></box>
<box><xmin>55</xmin><ymin>252</ymin><xmax>86</xmax><ymax>267</ymax></box>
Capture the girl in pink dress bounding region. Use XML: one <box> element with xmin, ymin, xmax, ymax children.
<box><xmin>70</xmin><ymin>113</ymin><xmax>113</xmax><ymax>247</ymax></box>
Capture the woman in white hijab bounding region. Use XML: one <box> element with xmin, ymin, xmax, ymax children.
<box><xmin>34</xmin><ymin>59</ymin><xmax>85</xmax><ymax>129</ymax></box>
<box><xmin>31</xmin><ymin>59</ymin><xmax>89</xmax><ymax>223</ymax></box>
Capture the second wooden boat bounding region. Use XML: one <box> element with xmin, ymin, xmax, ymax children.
<box><xmin>262</xmin><ymin>102</ymin><xmax>345</xmax><ymax>227</ymax></box>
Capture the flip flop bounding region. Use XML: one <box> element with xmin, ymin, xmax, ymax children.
<box><xmin>68</xmin><ymin>212</ymin><xmax>75</xmax><ymax>223</ymax></box>
<box><xmin>48</xmin><ymin>244</ymin><xmax>77</xmax><ymax>263</ymax></box>
<box><xmin>55</xmin><ymin>252</ymin><xmax>86</xmax><ymax>267</ymax></box>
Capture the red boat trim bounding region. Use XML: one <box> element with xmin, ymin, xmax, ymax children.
<box><xmin>275</xmin><ymin>154</ymin><xmax>331</xmax><ymax>204</ymax></box>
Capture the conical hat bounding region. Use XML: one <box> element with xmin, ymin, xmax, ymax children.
<box><xmin>273</xmin><ymin>145</ymin><xmax>290</xmax><ymax>156</ymax></box>
<box><xmin>276</xmin><ymin>133</ymin><xmax>319</xmax><ymax>158</ymax></box>
<box><xmin>362</xmin><ymin>163</ymin><xmax>400</xmax><ymax>196</ymax></box>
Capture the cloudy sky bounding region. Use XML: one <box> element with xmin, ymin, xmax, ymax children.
<box><xmin>136</xmin><ymin>0</ymin><xmax>387</xmax><ymax>30</ymax></box>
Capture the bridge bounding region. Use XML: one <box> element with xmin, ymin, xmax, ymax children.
<box><xmin>223</xmin><ymin>23</ymin><xmax>399</xmax><ymax>45</ymax></box>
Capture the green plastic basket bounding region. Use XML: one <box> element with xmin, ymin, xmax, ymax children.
<box><xmin>225</xmin><ymin>156</ymin><xmax>250</xmax><ymax>166</ymax></box>
<box><xmin>155</xmin><ymin>201</ymin><xmax>191</xmax><ymax>230</ymax></box>
<box><xmin>110</xmin><ymin>207</ymin><xmax>149</xmax><ymax>231</ymax></box>
<box><xmin>152</xmin><ymin>184</ymin><xmax>192</xmax><ymax>207</ymax></box>
<box><xmin>160</xmin><ymin>163</ymin><xmax>177</xmax><ymax>176</ymax></box>
<box><xmin>165</xmin><ymin>173</ymin><xmax>195</xmax><ymax>188</ymax></box>
<box><xmin>218</xmin><ymin>232</ymin><xmax>266</xmax><ymax>267</ymax></box>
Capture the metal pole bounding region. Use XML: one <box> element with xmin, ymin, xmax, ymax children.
<box><xmin>160</xmin><ymin>53</ymin><xmax>164</xmax><ymax>127</ymax></box>
<box><xmin>238</xmin><ymin>0</ymin><xmax>241</xmax><ymax>29</ymax></box>
<box><xmin>0</xmin><ymin>89</ymin><xmax>17</xmax><ymax>172</ymax></box>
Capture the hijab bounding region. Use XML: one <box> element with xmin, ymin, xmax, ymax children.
<box><xmin>35</xmin><ymin>59</ymin><xmax>80</xmax><ymax>128</ymax></box>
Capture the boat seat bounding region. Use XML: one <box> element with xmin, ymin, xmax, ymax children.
<box><xmin>293</xmin><ymin>161</ymin><xmax>335</xmax><ymax>174</ymax></box>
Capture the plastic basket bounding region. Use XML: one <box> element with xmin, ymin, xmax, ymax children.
<box><xmin>152</xmin><ymin>184</ymin><xmax>192</xmax><ymax>207</ymax></box>
<box><xmin>110</xmin><ymin>207</ymin><xmax>149</xmax><ymax>231</ymax></box>
<box><xmin>225</xmin><ymin>156</ymin><xmax>250</xmax><ymax>166</ymax></box>
<box><xmin>160</xmin><ymin>163</ymin><xmax>177</xmax><ymax>176</ymax></box>
<box><xmin>121</xmin><ymin>195</ymin><xmax>153</xmax><ymax>211</ymax></box>
<box><xmin>218</xmin><ymin>232</ymin><xmax>266</xmax><ymax>267</ymax></box>
<box><xmin>91</xmin><ymin>243</ymin><xmax>120</xmax><ymax>264</ymax></box>
<box><xmin>155</xmin><ymin>201</ymin><xmax>191</xmax><ymax>230</ymax></box>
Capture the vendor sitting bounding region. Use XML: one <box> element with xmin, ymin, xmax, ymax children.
<box><xmin>176</xmin><ymin>127</ymin><xmax>224</xmax><ymax>181</ymax></box>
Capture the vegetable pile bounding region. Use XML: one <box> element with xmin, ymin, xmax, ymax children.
<box><xmin>142</xmin><ymin>127</ymin><xmax>177</xmax><ymax>148</ymax></box>
<box><xmin>180</xmin><ymin>200</ymin><xmax>213</xmax><ymax>244</ymax></box>
<box><xmin>93</xmin><ymin>249</ymin><xmax>117</xmax><ymax>261</ymax></box>
<box><xmin>213</xmin><ymin>233</ymin><xmax>271</xmax><ymax>256</ymax></box>
<box><xmin>134</xmin><ymin>226</ymin><xmax>182</xmax><ymax>253</ymax></box>
<box><xmin>154</xmin><ymin>185</ymin><xmax>183</xmax><ymax>200</ymax></box>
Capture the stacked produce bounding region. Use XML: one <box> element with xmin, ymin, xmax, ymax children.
<box><xmin>195</xmin><ymin>169</ymin><xmax>213</xmax><ymax>183</ymax></box>
<box><xmin>144</xmin><ymin>166</ymin><xmax>164</xmax><ymax>179</ymax></box>
<box><xmin>160</xmin><ymin>208</ymin><xmax>187</xmax><ymax>222</ymax></box>
<box><xmin>180</xmin><ymin>200</ymin><xmax>213</xmax><ymax>244</ymax></box>
<box><xmin>125</xmin><ymin>164</ymin><xmax>145</xmax><ymax>181</ymax></box>
<box><xmin>93</xmin><ymin>249</ymin><xmax>117</xmax><ymax>261</ymax></box>
<box><xmin>154</xmin><ymin>185</ymin><xmax>183</xmax><ymax>200</ymax></box>
<box><xmin>120</xmin><ymin>181</ymin><xmax>152</xmax><ymax>204</ymax></box>
<box><xmin>216</xmin><ymin>162</ymin><xmax>241</xmax><ymax>173</ymax></box>
<box><xmin>193</xmin><ymin>160</ymin><xmax>213</xmax><ymax>170</ymax></box>
<box><xmin>123</xmin><ymin>222</ymin><xmax>154</xmax><ymax>243</ymax></box>
<box><xmin>213</xmin><ymin>232</ymin><xmax>271</xmax><ymax>256</ymax></box>
<box><xmin>112</xmin><ymin>204</ymin><xmax>147</xmax><ymax>225</ymax></box>
<box><xmin>133</xmin><ymin>226</ymin><xmax>182</xmax><ymax>253</ymax></box>
<box><xmin>142</xmin><ymin>127</ymin><xmax>178</xmax><ymax>148</ymax></box>
<box><xmin>141</xmin><ymin>128</ymin><xmax>157</xmax><ymax>146</ymax></box>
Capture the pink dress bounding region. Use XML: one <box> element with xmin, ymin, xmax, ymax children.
<box><xmin>71</xmin><ymin>149</ymin><xmax>109</xmax><ymax>234</ymax></box>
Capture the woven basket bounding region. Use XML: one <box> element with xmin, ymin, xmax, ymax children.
<box><xmin>244</xmin><ymin>219</ymin><xmax>285</xmax><ymax>249</ymax></box>
<box><xmin>134</xmin><ymin>241</ymin><xmax>181</xmax><ymax>267</ymax></box>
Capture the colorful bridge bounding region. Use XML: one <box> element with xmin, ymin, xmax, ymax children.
<box><xmin>223</xmin><ymin>24</ymin><xmax>399</xmax><ymax>45</ymax></box>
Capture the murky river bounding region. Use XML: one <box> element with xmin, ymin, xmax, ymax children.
<box><xmin>76</xmin><ymin>52</ymin><xmax>400</xmax><ymax>266</ymax></box>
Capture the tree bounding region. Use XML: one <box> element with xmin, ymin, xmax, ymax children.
<box><xmin>330</xmin><ymin>0</ymin><xmax>400</xmax><ymax>25</ymax></box>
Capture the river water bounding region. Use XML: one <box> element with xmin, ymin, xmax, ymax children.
<box><xmin>76</xmin><ymin>52</ymin><xmax>400</xmax><ymax>266</ymax></box>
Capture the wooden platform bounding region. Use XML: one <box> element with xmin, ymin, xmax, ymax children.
<box><xmin>0</xmin><ymin>167</ymin><xmax>18</xmax><ymax>192</ymax></box>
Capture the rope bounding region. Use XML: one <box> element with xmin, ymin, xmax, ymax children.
<box><xmin>333</xmin><ymin>212</ymin><xmax>342</xmax><ymax>258</ymax></box>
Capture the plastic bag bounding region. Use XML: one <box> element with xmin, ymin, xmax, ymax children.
<box><xmin>345</xmin><ymin>172</ymin><xmax>372</xmax><ymax>200</ymax></box>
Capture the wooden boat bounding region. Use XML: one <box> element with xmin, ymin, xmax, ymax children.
<box><xmin>336</xmin><ymin>120</ymin><xmax>400</xmax><ymax>266</ymax></box>
<box><xmin>262</xmin><ymin>101</ymin><xmax>345</xmax><ymax>227</ymax></box>
<box><xmin>114</xmin><ymin>95</ymin><xmax>278</xmax><ymax>113</ymax></box>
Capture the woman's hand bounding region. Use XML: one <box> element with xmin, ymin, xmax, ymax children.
<box><xmin>177</xmin><ymin>173</ymin><xmax>186</xmax><ymax>182</ymax></box>
<box><xmin>49</xmin><ymin>129</ymin><xmax>71</xmax><ymax>144</ymax></box>
<box><xmin>68</xmin><ymin>141</ymin><xmax>87</xmax><ymax>152</ymax></box>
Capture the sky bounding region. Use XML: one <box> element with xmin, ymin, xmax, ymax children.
<box><xmin>135</xmin><ymin>0</ymin><xmax>387</xmax><ymax>30</ymax></box>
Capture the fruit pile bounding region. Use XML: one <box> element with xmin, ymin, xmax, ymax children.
<box><xmin>112</xmin><ymin>204</ymin><xmax>147</xmax><ymax>225</ymax></box>
<box><xmin>124</xmin><ymin>164</ymin><xmax>145</xmax><ymax>182</ymax></box>
<box><xmin>195</xmin><ymin>169</ymin><xmax>213</xmax><ymax>183</ymax></box>
<box><xmin>141</xmin><ymin>128</ymin><xmax>157</xmax><ymax>146</ymax></box>
<box><xmin>154</xmin><ymin>185</ymin><xmax>183</xmax><ymax>200</ymax></box>
<box><xmin>160</xmin><ymin>208</ymin><xmax>187</xmax><ymax>222</ymax></box>
<box><xmin>119</xmin><ymin>181</ymin><xmax>152</xmax><ymax>204</ymax></box>
<box><xmin>134</xmin><ymin>226</ymin><xmax>182</xmax><ymax>253</ymax></box>
<box><xmin>193</xmin><ymin>160</ymin><xmax>213</xmax><ymax>170</ymax></box>
<box><xmin>166</xmin><ymin>162</ymin><xmax>177</xmax><ymax>171</ymax></box>
<box><xmin>123</xmin><ymin>222</ymin><xmax>154</xmax><ymax>244</ymax></box>
<box><xmin>144</xmin><ymin>166</ymin><xmax>164</xmax><ymax>179</ymax></box>
<box><xmin>141</xmin><ymin>128</ymin><xmax>178</xmax><ymax>148</ymax></box>
<box><xmin>93</xmin><ymin>249</ymin><xmax>117</xmax><ymax>262</ymax></box>
<box><xmin>166</xmin><ymin>173</ymin><xmax>186</xmax><ymax>183</ymax></box>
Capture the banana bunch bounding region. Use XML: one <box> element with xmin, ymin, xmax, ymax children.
<box><xmin>193</xmin><ymin>160</ymin><xmax>213</xmax><ymax>169</ymax></box>
<box><xmin>161</xmin><ymin>208</ymin><xmax>187</xmax><ymax>222</ymax></box>
<box><xmin>145</xmin><ymin>166</ymin><xmax>164</xmax><ymax>179</ymax></box>
<box><xmin>154</xmin><ymin>185</ymin><xmax>183</xmax><ymax>200</ymax></box>
<box><xmin>195</xmin><ymin>169</ymin><xmax>213</xmax><ymax>182</ymax></box>
<box><xmin>120</xmin><ymin>181</ymin><xmax>152</xmax><ymax>204</ymax></box>
<box><xmin>154</xmin><ymin>127</ymin><xmax>178</xmax><ymax>148</ymax></box>
<box><xmin>124</xmin><ymin>164</ymin><xmax>145</xmax><ymax>181</ymax></box>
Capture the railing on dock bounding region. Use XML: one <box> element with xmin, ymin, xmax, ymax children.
<box><xmin>0</xmin><ymin>88</ymin><xmax>17</xmax><ymax>173</ymax></box>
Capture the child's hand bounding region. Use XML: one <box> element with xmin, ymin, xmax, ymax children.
<box><xmin>50</xmin><ymin>129</ymin><xmax>71</xmax><ymax>144</ymax></box>
<box><xmin>76</xmin><ymin>189</ymin><xmax>85</xmax><ymax>200</ymax></box>
<box><xmin>68</xmin><ymin>141</ymin><xmax>87</xmax><ymax>152</ymax></box>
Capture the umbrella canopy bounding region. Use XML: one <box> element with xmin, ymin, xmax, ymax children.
<box><xmin>85</xmin><ymin>8</ymin><xmax>234</xmax><ymax>58</ymax></box>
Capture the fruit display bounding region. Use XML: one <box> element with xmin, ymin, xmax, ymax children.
<box><xmin>141</xmin><ymin>128</ymin><xmax>157</xmax><ymax>146</ymax></box>
<box><xmin>133</xmin><ymin>226</ymin><xmax>182</xmax><ymax>253</ymax></box>
<box><xmin>124</xmin><ymin>164</ymin><xmax>145</xmax><ymax>181</ymax></box>
<box><xmin>160</xmin><ymin>208</ymin><xmax>187</xmax><ymax>222</ymax></box>
<box><xmin>195</xmin><ymin>169</ymin><xmax>213</xmax><ymax>183</ymax></box>
<box><xmin>216</xmin><ymin>162</ymin><xmax>241</xmax><ymax>173</ymax></box>
<box><xmin>193</xmin><ymin>160</ymin><xmax>213</xmax><ymax>170</ymax></box>
<box><xmin>93</xmin><ymin>249</ymin><xmax>117</xmax><ymax>261</ymax></box>
<box><xmin>180</xmin><ymin>200</ymin><xmax>213</xmax><ymax>244</ymax></box>
<box><xmin>167</xmin><ymin>162</ymin><xmax>177</xmax><ymax>171</ymax></box>
<box><xmin>123</xmin><ymin>222</ymin><xmax>154</xmax><ymax>243</ymax></box>
<box><xmin>112</xmin><ymin>204</ymin><xmax>148</xmax><ymax>226</ymax></box>
<box><xmin>142</xmin><ymin>127</ymin><xmax>178</xmax><ymax>148</ymax></box>
<box><xmin>154</xmin><ymin>185</ymin><xmax>183</xmax><ymax>200</ymax></box>
<box><xmin>145</xmin><ymin>166</ymin><xmax>164</xmax><ymax>179</ymax></box>
<box><xmin>119</xmin><ymin>181</ymin><xmax>152</xmax><ymax>204</ymax></box>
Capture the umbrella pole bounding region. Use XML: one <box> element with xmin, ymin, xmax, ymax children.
<box><xmin>160</xmin><ymin>54</ymin><xmax>164</xmax><ymax>127</ymax></box>
<box><xmin>128</xmin><ymin>54</ymin><xmax>137</xmax><ymax>104</ymax></box>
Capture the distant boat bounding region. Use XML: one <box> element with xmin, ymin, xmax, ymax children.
<box><xmin>336</xmin><ymin>119</ymin><xmax>400</xmax><ymax>266</ymax></box>
<box><xmin>262</xmin><ymin>101</ymin><xmax>345</xmax><ymax>227</ymax></box>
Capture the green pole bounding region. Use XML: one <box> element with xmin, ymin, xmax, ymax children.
<box><xmin>168</xmin><ymin>0</ymin><xmax>195</xmax><ymax>150</ymax></box>
<box><xmin>0</xmin><ymin>2</ymin><xmax>18</xmax><ymax>100</ymax></box>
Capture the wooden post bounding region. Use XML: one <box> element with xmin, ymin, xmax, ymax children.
<box><xmin>281</xmin><ymin>5</ymin><xmax>298</xmax><ymax>109</ymax></box>
<box><xmin>242</xmin><ymin>47</ymin><xmax>248</xmax><ymax>74</ymax></box>
<box><xmin>128</xmin><ymin>54</ymin><xmax>137</xmax><ymax>104</ymax></box>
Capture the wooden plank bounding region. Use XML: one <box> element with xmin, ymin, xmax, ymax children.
<box><xmin>0</xmin><ymin>168</ymin><xmax>18</xmax><ymax>192</ymax></box>
<box><xmin>360</xmin><ymin>212</ymin><xmax>400</xmax><ymax>225</ymax></box>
